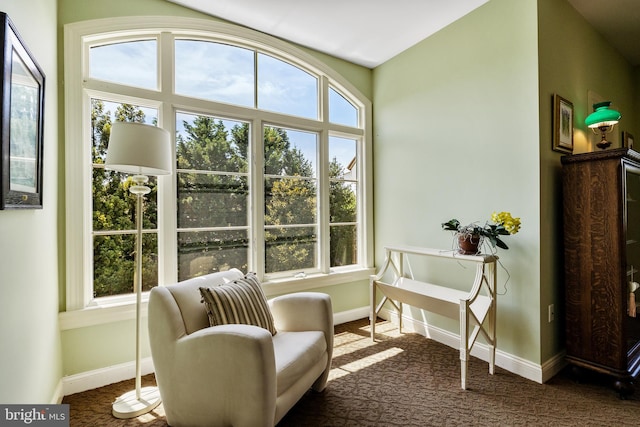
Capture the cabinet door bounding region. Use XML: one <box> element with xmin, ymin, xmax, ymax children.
<box><xmin>624</xmin><ymin>164</ymin><xmax>640</xmax><ymax>375</ymax></box>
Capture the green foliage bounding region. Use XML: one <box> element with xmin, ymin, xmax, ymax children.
<box><xmin>262</xmin><ymin>125</ymin><xmax>317</xmax><ymax>272</ymax></box>
<box><xmin>176</xmin><ymin>115</ymin><xmax>249</xmax><ymax>279</ymax></box>
<box><xmin>92</xmin><ymin>102</ymin><xmax>358</xmax><ymax>297</ymax></box>
<box><xmin>264</xmin><ymin>176</ymin><xmax>317</xmax><ymax>272</ymax></box>
<box><xmin>329</xmin><ymin>158</ymin><xmax>357</xmax><ymax>266</ymax></box>
<box><xmin>91</xmin><ymin>100</ymin><xmax>159</xmax><ymax>296</ymax></box>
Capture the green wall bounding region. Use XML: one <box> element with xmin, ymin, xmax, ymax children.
<box><xmin>372</xmin><ymin>0</ymin><xmax>542</xmax><ymax>362</ymax></box>
<box><xmin>0</xmin><ymin>0</ymin><xmax>61</xmax><ymax>403</ymax></box>
<box><xmin>6</xmin><ymin>0</ymin><xmax>636</xmax><ymax>399</ymax></box>
<box><xmin>537</xmin><ymin>0</ymin><xmax>638</xmax><ymax>362</ymax></box>
<box><xmin>371</xmin><ymin>0</ymin><xmax>640</xmax><ymax>368</ymax></box>
<box><xmin>58</xmin><ymin>0</ymin><xmax>373</xmax><ymax>376</ymax></box>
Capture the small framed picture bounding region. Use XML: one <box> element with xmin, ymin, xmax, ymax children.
<box><xmin>553</xmin><ymin>94</ymin><xmax>574</xmax><ymax>154</ymax></box>
<box><xmin>623</xmin><ymin>131</ymin><xmax>634</xmax><ymax>150</ymax></box>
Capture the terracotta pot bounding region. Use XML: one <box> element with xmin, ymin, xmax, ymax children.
<box><xmin>457</xmin><ymin>233</ymin><xmax>480</xmax><ymax>255</ymax></box>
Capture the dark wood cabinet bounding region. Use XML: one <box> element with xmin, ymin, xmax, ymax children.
<box><xmin>562</xmin><ymin>148</ymin><xmax>640</xmax><ymax>395</ymax></box>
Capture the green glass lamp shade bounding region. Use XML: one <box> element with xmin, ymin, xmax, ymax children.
<box><xmin>585</xmin><ymin>101</ymin><xmax>621</xmax><ymax>128</ymax></box>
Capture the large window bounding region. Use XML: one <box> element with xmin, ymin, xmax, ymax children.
<box><xmin>65</xmin><ymin>17</ymin><xmax>372</xmax><ymax>310</ymax></box>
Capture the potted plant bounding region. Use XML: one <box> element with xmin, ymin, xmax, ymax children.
<box><xmin>442</xmin><ymin>211</ymin><xmax>521</xmax><ymax>255</ymax></box>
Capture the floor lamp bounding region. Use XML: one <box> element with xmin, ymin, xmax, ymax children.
<box><xmin>105</xmin><ymin>122</ymin><xmax>172</xmax><ymax>419</ymax></box>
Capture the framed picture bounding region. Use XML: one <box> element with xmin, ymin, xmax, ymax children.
<box><xmin>553</xmin><ymin>94</ymin><xmax>574</xmax><ymax>154</ymax></box>
<box><xmin>0</xmin><ymin>13</ymin><xmax>45</xmax><ymax>209</ymax></box>
<box><xmin>623</xmin><ymin>131</ymin><xmax>634</xmax><ymax>150</ymax></box>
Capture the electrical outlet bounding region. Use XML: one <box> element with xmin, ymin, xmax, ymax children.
<box><xmin>548</xmin><ymin>304</ymin><xmax>555</xmax><ymax>323</ymax></box>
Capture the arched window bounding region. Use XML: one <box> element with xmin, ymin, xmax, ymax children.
<box><xmin>65</xmin><ymin>17</ymin><xmax>372</xmax><ymax>312</ymax></box>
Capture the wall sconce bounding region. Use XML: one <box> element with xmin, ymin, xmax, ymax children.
<box><xmin>585</xmin><ymin>101</ymin><xmax>621</xmax><ymax>149</ymax></box>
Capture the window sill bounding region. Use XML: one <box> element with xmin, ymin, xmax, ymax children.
<box><xmin>262</xmin><ymin>266</ymin><xmax>374</xmax><ymax>296</ymax></box>
<box><xmin>59</xmin><ymin>267</ymin><xmax>374</xmax><ymax>331</ymax></box>
<box><xmin>59</xmin><ymin>298</ymin><xmax>150</xmax><ymax>331</ymax></box>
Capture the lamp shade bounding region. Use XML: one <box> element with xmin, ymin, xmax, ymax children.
<box><xmin>106</xmin><ymin>122</ymin><xmax>172</xmax><ymax>175</ymax></box>
<box><xmin>585</xmin><ymin>101</ymin><xmax>621</xmax><ymax>128</ymax></box>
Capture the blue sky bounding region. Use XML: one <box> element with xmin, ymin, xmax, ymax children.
<box><xmin>91</xmin><ymin>39</ymin><xmax>357</xmax><ymax>173</ymax></box>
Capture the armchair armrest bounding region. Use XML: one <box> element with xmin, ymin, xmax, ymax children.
<box><xmin>268</xmin><ymin>292</ymin><xmax>333</xmax><ymax>391</ymax></box>
<box><xmin>268</xmin><ymin>292</ymin><xmax>333</xmax><ymax>333</ymax></box>
<box><xmin>160</xmin><ymin>324</ymin><xmax>277</xmax><ymax>427</ymax></box>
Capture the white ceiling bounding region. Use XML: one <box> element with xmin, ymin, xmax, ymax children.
<box><xmin>168</xmin><ymin>0</ymin><xmax>640</xmax><ymax>68</ymax></box>
<box><xmin>167</xmin><ymin>0</ymin><xmax>489</xmax><ymax>68</ymax></box>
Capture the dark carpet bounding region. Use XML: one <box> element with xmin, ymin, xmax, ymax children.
<box><xmin>63</xmin><ymin>318</ymin><xmax>640</xmax><ymax>426</ymax></box>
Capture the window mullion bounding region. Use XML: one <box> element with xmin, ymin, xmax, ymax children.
<box><xmin>158</xmin><ymin>32</ymin><xmax>177</xmax><ymax>286</ymax></box>
<box><xmin>251</xmin><ymin>119</ymin><xmax>265</xmax><ymax>278</ymax></box>
<box><xmin>319</xmin><ymin>75</ymin><xmax>330</xmax><ymax>274</ymax></box>
<box><xmin>253</xmin><ymin>50</ymin><xmax>259</xmax><ymax>109</ymax></box>
<box><xmin>82</xmin><ymin>94</ymin><xmax>95</xmax><ymax>308</ymax></box>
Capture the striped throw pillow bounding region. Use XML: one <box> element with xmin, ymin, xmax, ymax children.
<box><xmin>199</xmin><ymin>272</ymin><xmax>277</xmax><ymax>335</ymax></box>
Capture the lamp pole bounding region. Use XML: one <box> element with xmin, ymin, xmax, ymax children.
<box><xmin>107</xmin><ymin>121</ymin><xmax>171</xmax><ymax>419</ymax></box>
<box><xmin>112</xmin><ymin>174</ymin><xmax>161</xmax><ymax>418</ymax></box>
<box><xmin>132</xmin><ymin>176</ymin><xmax>150</xmax><ymax>401</ymax></box>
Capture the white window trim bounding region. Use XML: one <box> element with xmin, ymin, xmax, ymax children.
<box><xmin>63</xmin><ymin>16</ymin><xmax>373</xmax><ymax>327</ymax></box>
<box><xmin>58</xmin><ymin>267</ymin><xmax>375</xmax><ymax>330</ymax></box>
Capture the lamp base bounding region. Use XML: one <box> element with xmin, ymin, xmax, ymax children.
<box><xmin>596</xmin><ymin>126</ymin><xmax>613</xmax><ymax>150</ymax></box>
<box><xmin>112</xmin><ymin>386</ymin><xmax>161</xmax><ymax>419</ymax></box>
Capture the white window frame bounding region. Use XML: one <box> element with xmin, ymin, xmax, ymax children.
<box><xmin>61</xmin><ymin>16</ymin><xmax>373</xmax><ymax>329</ymax></box>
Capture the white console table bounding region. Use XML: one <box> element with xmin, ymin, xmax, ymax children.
<box><xmin>370</xmin><ymin>245</ymin><xmax>498</xmax><ymax>389</ymax></box>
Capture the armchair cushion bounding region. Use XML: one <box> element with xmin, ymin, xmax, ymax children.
<box><xmin>272</xmin><ymin>330</ymin><xmax>327</xmax><ymax>395</ymax></box>
<box><xmin>199</xmin><ymin>272</ymin><xmax>277</xmax><ymax>335</ymax></box>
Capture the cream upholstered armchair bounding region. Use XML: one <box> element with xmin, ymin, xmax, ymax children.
<box><xmin>148</xmin><ymin>268</ymin><xmax>333</xmax><ymax>427</ymax></box>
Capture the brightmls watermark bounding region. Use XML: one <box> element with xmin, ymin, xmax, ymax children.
<box><xmin>0</xmin><ymin>405</ymin><xmax>69</xmax><ymax>426</ymax></box>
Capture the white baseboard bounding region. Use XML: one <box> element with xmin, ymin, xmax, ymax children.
<box><xmin>61</xmin><ymin>306</ymin><xmax>564</xmax><ymax>397</ymax></box>
<box><xmin>379</xmin><ymin>308</ymin><xmax>565</xmax><ymax>384</ymax></box>
<box><xmin>51</xmin><ymin>379</ymin><xmax>64</xmax><ymax>404</ymax></box>
<box><xmin>333</xmin><ymin>306</ymin><xmax>370</xmax><ymax>325</ymax></box>
<box><xmin>61</xmin><ymin>307</ymin><xmax>370</xmax><ymax>397</ymax></box>
<box><xmin>541</xmin><ymin>350</ymin><xmax>567</xmax><ymax>383</ymax></box>
<box><xmin>62</xmin><ymin>357</ymin><xmax>156</xmax><ymax>397</ymax></box>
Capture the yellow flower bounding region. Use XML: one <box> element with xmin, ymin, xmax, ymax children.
<box><xmin>491</xmin><ymin>211</ymin><xmax>521</xmax><ymax>235</ymax></box>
